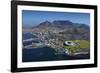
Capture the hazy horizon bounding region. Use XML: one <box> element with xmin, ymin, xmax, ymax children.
<box><xmin>22</xmin><ymin>10</ymin><xmax>90</xmax><ymax>27</ymax></box>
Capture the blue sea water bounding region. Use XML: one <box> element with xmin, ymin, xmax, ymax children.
<box><xmin>23</xmin><ymin>32</ymin><xmax>38</xmax><ymax>40</ymax></box>
<box><xmin>22</xmin><ymin>33</ymin><xmax>90</xmax><ymax>62</ymax></box>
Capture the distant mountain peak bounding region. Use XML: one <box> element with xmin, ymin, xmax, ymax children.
<box><xmin>45</xmin><ymin>20</ymin><xmax>51</xmax><ymax>23</ymax></box>
<box><xmin>35</xmin><ymin>20</ymin><xmax>89</xmax><ymax>30</ymax></box>
<box><xmin>53</xmin><ymin>20</ymin><xmax>72</xmax><ymax>23</ymax></box>
<box><xmin>39</xmin><ymin>20</ymin><xmax>52</xmax><ymax>26</ymax></box>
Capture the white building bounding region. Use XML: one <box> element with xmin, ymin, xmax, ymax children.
<box><xmin>64</xmin><ymin>41</ymin><xmax>76</xmax><ymax>46</ymax></box>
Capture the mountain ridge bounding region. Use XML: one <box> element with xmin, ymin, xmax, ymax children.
<box><xmin>23</xmin><ymin>20</ymin><xmax>90</xmax><ymax>41</ymax></box>
<box><xmin>35</xmin><ymin>20</ymin><xmax>89</xmax><ymax>28</ymax></box>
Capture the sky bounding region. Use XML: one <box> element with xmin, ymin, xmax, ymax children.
<box><xmin>22</xmin><ymin>10</ymin><xmax>90</xmax><ymax>27</ymax></box>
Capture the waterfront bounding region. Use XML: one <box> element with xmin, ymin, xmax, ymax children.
<box><xmin>22</xmin><ymin>32</ymin><xmax>90</xmax><ymax>62</ymax></box>
<box><xmin>22</xmin><ymin>46</ymin><xmax>90</xmax><ymax>62</ymax></box>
